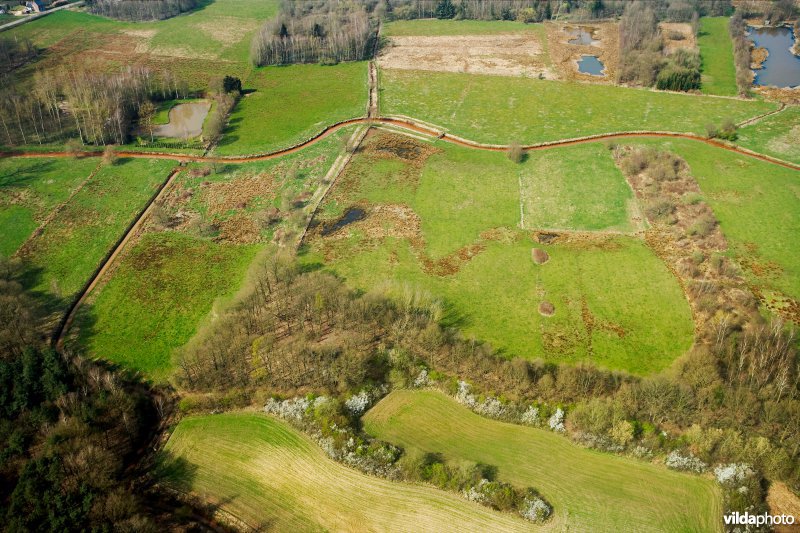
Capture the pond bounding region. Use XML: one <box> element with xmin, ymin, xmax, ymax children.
<box><xmin>748</xmin><ymin>26</ymin><xmax>800</xmax><ymax>88</ymax></box>
<box><xmin>577</xmin><ymin>55</ymin><xmax>605</xmax><ymax>76</ymax></box>
<box><xmin>320</xmin><ymin>207</ymin><xmax>366</xmax><ymax>235</ymax></box>
<box><xmin>567</xmin><ymin>27</ymin><xmax>598</xmax><ymax>46</ymax></box>
<box><xmin>153</xmin><ymin>102</ymin><xmax>211</xmax><ymax>139</ymax></box>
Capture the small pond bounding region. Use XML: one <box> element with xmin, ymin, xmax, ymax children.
<box><xmin>153</xmin><ymin>101</ymin><xmax>211</xmax><ymax>139</ymax></box>
<box><xmin>748</xmin><ymin>25</ymin><xmax>800</xmax><ymax>88</ymax></box>
<box><xmin>577</xmin><ymin>55</ymin><xmax>605</xmax><ymax>76</ymax></box>
<box><xmin>321</xmin><ymin>207</ymin><xmax>366</xmax><ymax>235</ymax></box>
<box><xmin>567</xmin><ymin>27</ymin><xmax>598</xmax><ymax>45</ymax></box>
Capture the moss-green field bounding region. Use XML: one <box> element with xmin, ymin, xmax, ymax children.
<box><xmin>215</xmin><ymin>62</ymin><xmax>369</xmax><ymax>156</ymax></box>
<box><xmin>304</xmin><ymin>133</ymin><xmax>693</xmax><ymax>374</ymax></box>
<box><xmin>0</xmin><ymin>157</ymin><xmax>99</xmax><ymax>257</ymax></box>
<box><xmin>19</xmin><ymin>158</ymin><xmax>174</xmax><ymax>303</ymax></box>
<box><xmin>379</xmin><ymin>69</ymin><xmax>776</xmax><ymax>144</ymax></box>
<box><xmin>384</xmin><ymin>18</ymin><xmax>545</xmax><ymax>36</ymax></box>
<box><xmin>698</xmin><ymin>16</ymin><xmax>738</xmax><ymax>97</ymax></box>
<box><xmin>737</xmin><ymin>106</ymin><xmax>800</xmax><ymax>165</ymax></box>
<box><xmin>364</xmin><ymin>390</ymin><xmax>723</xmax><ymax>533</ymax></box>
<box><xmin>162</xmin><ymin>412</ymin><xmax>533</xmax><ymax>532</ymax></box>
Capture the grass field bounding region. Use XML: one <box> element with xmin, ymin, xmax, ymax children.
<box><xmin>364</xmin><ymin>390</ymin><xmax>723</xmax><ymax>533</ymax></box>
<box><xmin>648</xmin><ymin>139</ymin><xmax>800</xmax><ymax>308</ymax></box>
<box><xmin>736</xmin><ymin>106</ymin><xmax>800</xmax><ymax>165</ymax></box>
<box><xmin>162</xmin><ymin>412</ymin><xmax>533</xmax><ymax>532</ymax></box>
<box><xmin>384</xmin><ymin>18</ymin><xmax>546</xmax><ymax>36</ymax></box>
<box><xmin>18</xmin><ymin>158</ymin><xmax>173</xmax><ymax>305</ymax></box>
<box><xmin>379</xmin><ymin>69</ymin><xmax>776</xmax><ymax>144</ymax></box>
<box><xmin>697</xmin><ymin>17</ymin><xmax>738</xmax><ymax>97</ymax></box>
<box><xmin>74</xmin><ymin>131</ymin><xmax>350</xmax><ymax>380</ymax></box>
<box><xmin>0</xmin><ymin>157</ymin><xmax>99</xmax><ymax>257</ymax></box>
<box><xmin>520</xmin><ymin>143</ymin><xmax>640</xmax><ymax>232</ymax></box>
<box><xmin>306</xmin><ymin>133</ymin><xmax>693</xmax><ymax>374</ymax></box>
<box><xmin>74</xmin><ymin>232</ymin><xmax>257</xmax><ymax>380</ymax></box>
<box><xmin>215</xmin><ymin>62</ymin><xmax>368</xmax><ymax>155</ymax></box>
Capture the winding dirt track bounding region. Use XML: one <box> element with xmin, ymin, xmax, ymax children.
<box><xmin>3</xmin><ymin>116</ymin><xmax>800</xmax><ymax>171</ymax></box>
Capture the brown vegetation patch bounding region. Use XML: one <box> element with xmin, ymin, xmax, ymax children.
<box><xmin>751</xmin><ymin>46</ymin><xmax>769</xmax><ymax>69</ymax></box>
<box><xmin>538</xmin><ymin>301</ymin><xmax>555</xmax><ymax>316</ymax></box>
<box><xmin>767</xmin><ymin>482</ymin><xmax>800</xmax><ymax>533</ymax></box>
<box><xmin>531</xmin><ymin>248</ymin><xmax>550</xmax><ymax>264</ymax></box>
<box><xmin>379</xmin><ymin>34</ymin><xmax>551</xmax><ymax>78</ymax></box>
<box><xmin>615</xmin><ymin>145</ymin><xmax>760</xmax><ymax>339</ymax></box>
<box><xmin>547</xmin><ymin>21</ymin><xmax>619</xmax><ymax>82</ymax></box>
<box><xmin>659</xmin><ymin>23</ymin><xmax>697</xmax><ymax>54</ymax></box>
<box><xmin>202</xmin><ymin>173</ymin><xmax>278</xmax><ymax>217</ymax></box>
<box><xmin>534</xmin><ymin>231</ymin><xmax>561</xmax><ymax>244</ymax></box>
<box><xmin>368</xmin><ymin>131</ymin><xmax>440</xmax><ymax>165</ymax></box>
<box><xmin>754</xmin><ymin>86</ymin><xmax>800</xmax><ymax>104</ymax></box>
<box><xmin>479</xmin><ymin>227</ymin><xmax>519</xmax><ymax>243</ymax></box>
<box><xmin>216</xmin><ymin>214</ymin><xmax>261</xmax><ymax>244</ymax></box>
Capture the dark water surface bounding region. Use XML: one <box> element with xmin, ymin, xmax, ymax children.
<box><xmin>748</xmin><ymin>26</ymin><xmax>800</xmax><ymax>88</ymax></box>
<box><xmin>577</xmin><ymin>55</ymin><xmax>605</xmax><ymax>76</ymax></box>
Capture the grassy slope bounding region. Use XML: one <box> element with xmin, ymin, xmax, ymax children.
<box><xmin>521</xmin><ymin>143</ymin><xmax>638</xmax><ymax>232</ymax></box>
<box><xmin>649</xmin><ymin>139</ymin><xmax>800</xmax><ymax>304</ymax></box>
<box><xmin>698</xmin><ymin>17</ymin><xmax>738</xmax><ymax>97</ymax></box>
<box><xmin>76</xmin><ymin>232</ymin><xmax>256</xmax><ymax>380</ymax></box>
<box><xmin>215</xmin><ymin>62</ymin><xmax>368</xmax><ymax>156</ymax></box>
<box><xmin>309</xmin><ymin>135</ymin><xmax>693</xmax><ymax>374</ymax></box>
<box><xmin>8</xmin><ymin>0</ymin><xmax>279</xmax><ymax>64</ymax></box>
<box><xmin>0</xmin><ymin>157</ymin><xmax>98</xmax><ymax>257</ymax></box>
<box><xmin>380</xmin><ymin>69</ymin><xmax>776</xmax><ymax>144</ymax></box>
<box><xmin>364</xmin><ymin>390</ymin><xmax>722</xmax><ymax>533</ymax></box>
<box><xmin>163</xmin><ymin>412</ymin><xmax>532</xmax><ymax>532</ymax></box>
<box><xmin>737</xmin><ymin>106</ymin><xmax>800</xmax><ymax>165</ymax></box>
<box><xmin>21</xmin><ymin>158</ymin><xmax>174</xmax><ymax>303</ymax></box>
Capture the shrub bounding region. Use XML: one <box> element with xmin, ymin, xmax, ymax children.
<box><xmin>687</xmin><ymin>214</ymin><xmax>716</xmax><ymax>237</ymax></box>
<box><xmin>548</xmin><ymin>407</ymin><xmax>565</xmax><ymax>432</ymax></box>
<box><xmin>645</xmin><ymin>199</ymin><xmax>676</xmax><ymax>221</ymax></box>
<box><xmin>506</xmin><ymin>143</ymin><xmax>525</xmax><ymax>164</ymax></box>
<box><xmin>656</xmin><ymin>65</ymin><xmax>700</xmax><ymax>91</ymax></box>
<box><xmin>665</xmin><ymin>450</ymin><xmax>707</xmax><ymax>472</ymax></box>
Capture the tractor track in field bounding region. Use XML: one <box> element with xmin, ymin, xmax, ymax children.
<box><xmin>15</xmin><ymin>114</ymin><xmax>796</xmax><ymax>350</ymax></box>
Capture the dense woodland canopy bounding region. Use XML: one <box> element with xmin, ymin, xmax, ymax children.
<box><xmin>0</xmin><ymin>260</ymin><xmax>205</xmax><ymax>530</ymax></box>
<box><xmin>85</xmin><ymin>0</ymin><xmax>198</xmax><ymax>21</ymax></box>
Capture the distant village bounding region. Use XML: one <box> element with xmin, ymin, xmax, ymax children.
<box><xmin>1</xmin><ymin>0</ymin><xmax>71</xmax><ymax>16</ymax></box>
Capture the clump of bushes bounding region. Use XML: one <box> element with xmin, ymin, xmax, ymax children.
<box><xmin>706</xmin><ymin>119</ymin><xmax>738</xmax><ymax>141</ymax></box>
<box><xmin>729</xmin><ymin>13</ymin><xmax>752</xmax><ymax>96</ymax></box>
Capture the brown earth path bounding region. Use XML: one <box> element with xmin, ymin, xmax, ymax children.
<box><xmin>3</xmin><ymin>117</ymin><xmax>799</xmax><ymax>171</ymax></box>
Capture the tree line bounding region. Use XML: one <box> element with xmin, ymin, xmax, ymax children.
<box><xmin>0</xmin><ymin>66</ymin><xmax>189</xmax><ymax>147</ymax></box>
<box><xmin>382</xmin><ymin>0</ymin><xmax>731</xmax><ymax>22</ymax></box>
<box><xmin>0</xmin><ymin>259</ymin><xmax>207</xmax><ymax>530</ymax></box>
<box><xmin>0</xmin><ymin>37</ymin><xmax>37</xmax><ymax>75</ymax></box>
<box><xmin>729</xmin><ymin>12</ymin><xmax>752</xmax><ymax>96</ymax></box>
<box><xmin>251</xmin><ymin>1</ymin><xmax>378</xmax><ymax>66</ymax></box>
<box><xmin>85</xmin><ymin>0</ymin><xmax>198</xmax><ymax>21</ymax></box>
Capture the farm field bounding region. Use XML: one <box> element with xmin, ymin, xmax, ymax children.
<box><xmin>364</xmin><ymin>389</ymin><xmax>723</xmax><ymax>533</ymax></box>
<box><xmin>384</xmin><ymin>19</ymin><xmax>544</xmax><ymax>36</ymax></box>
<box><xmin>73</xmin><ymin>130</ymin><xmax>351</xmax><ymax>380</ymax></box>
<box><xmin>0</xmin><ymin>156</ymin><xmax>99</xmax><ymax>257</ymax></box>
<box><xmin>736</xmin><ymin>106</ymin><xmax>800</xmax><ymax>165</ymax></box>
<box><xmin>162</xmin><ymin>412</ymin><xmax>532</xmax><ymax>532</ymax></box>
<box><xmin>649</xmin><ymin>139</ymin><xmax>800</xmax><ymax>313</ymax></box>
<box><xmin>379</xmin><ymin>69</ymin><xmax>777</xmax><ymax>144</ymax></box>
<box><xmin>16</xmin><ymin>157</ymin><xmax>174</xmax><ymax>308</ymax></box>
<box><xmin>305</xmin><ymin>132</ymin><xmax>693</xmax><ymax>374</ymax></box>
<box><xmin>697</xmin><ymin>17</ymin><xmax>738</xmax><ymax>97</ymax></box>
<box><xmin>214</xmin><ymin>62</ymin><xmax>369</xmax><ymax>155</ymax></box>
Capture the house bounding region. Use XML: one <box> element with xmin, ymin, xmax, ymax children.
<box><xmin>25</xmin><ymin>0</ymin><xmax>46</xmax><ymax>13</ymax></box>
<box><xmin>10</xmin><ymin>4</ymin><xmax>29</xmax><ymax>15</ymax></box>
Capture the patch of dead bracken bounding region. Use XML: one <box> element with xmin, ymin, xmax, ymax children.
<box><xmin>202</xmin><ymin>173</ymin><xmax>278</xmax><ymax>217</ymax></box>
<box><xmin>217</xmin><ymin>214</ymin><xmax>262</xmax><ymax>244</ymax></box>
<box><xmin>539</xmin><ymin>301</ymin><xmax>555</xmax><ymax>316</ymax></box>
<box><xmin>754</xmin><ymin>86</ymin><xmax>800</xmax><ymax>104</ymax></box>
<box><xmin>750</xmin><ymin>46</ymin><xmax>769</xmax><ymax>70</ymax></box>
<box><xmin>614</xmin><ymin>146</ymin><xmax>765</xmax><ymax>336</ymax></box>
<box><xmin>659</xmin><ymin>22</ymin><xmax>697</xmax><ymax>54</ymax></box>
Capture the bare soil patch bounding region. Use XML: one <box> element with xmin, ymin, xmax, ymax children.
<box><xmin>531</xmin><ymin>247</ymin><xmax>549</xmax><ymax>264</ymax></box>
<box><xmin>660</xmin><ymin>23</ymin><xmax>697</xmax><ymax>54</ymax></box>
<box><xmin>538</xmin><ymin>301</ymin><xmax>555</xmax><ymax>316</ymax></box>
<box><xmin>547</xmin><ymin>21</ymin><xmax>619</xmax><ymax>82</ymax></box>
<box><xmin>379</xmin><ymin>34</ymin><xmax>552</xmax><ymax>78</ymax></box>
